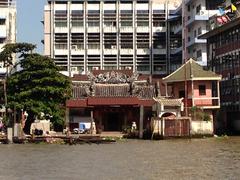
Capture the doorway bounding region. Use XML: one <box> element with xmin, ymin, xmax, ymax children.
<box><xmin>103</xmin><ymin>112</ymin><xmax>122</xmax><ymax>131</ymax></box>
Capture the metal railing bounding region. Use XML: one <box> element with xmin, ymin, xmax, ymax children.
<box><xmin>184</xmin><ymin>97</ymin><xmax>220</xmax><ymax>108</ymax></box>
<box><xmin>193</xmin><ymin>97</ymin><xmax>220</xmax><ymax>107</ymax></box>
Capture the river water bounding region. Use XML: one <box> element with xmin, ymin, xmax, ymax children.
<box><xmin>0</xmin><ymin>137</ymin><xmax>240</xmax><ymax>180</ymax></box>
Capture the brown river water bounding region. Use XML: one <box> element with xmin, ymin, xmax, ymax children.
<box><xmin>0</xmin><ymin>137</ymin><xmax>240</xmax><ymax>180</ymax></box>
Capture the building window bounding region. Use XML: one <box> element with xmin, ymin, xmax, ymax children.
<box><xmin>196</xmin><ymin>5</ymin><xmax>201</xmax><ymax>14</ymax></box>
<box><xmin>199</xmin><ymin>85</ymin><xmax>206</xmax><ymax>96</ymax></box>
<box><xmin>0</xmin><ymin>38</ymin><xmax>5</xmax><ymax>44</ymax></box>
<box><xmin>179</xmin><ymin>90</ymin><xmax>185</xmax><ymax>98</ymax></box>
<box><xmin>121</xmin><ymin>21</ymin><xmax>132</xmax><ymax>27</ymax></box>
<box><xmin>198</xmin><ymin>27</ymin><xmax>202</xmax><ymax>35</ymax></box>
<box><xmin>137</xmin><ymin>66</ymin><xmax>150</xmax><ymax>71</ymax></box>
<box><xmin>197</xmin><ymin>50</ymin><xmax>202</xmax><ymax>58</ymax></box>
<box><xmin>0</xmin><ymin>19</ymin><xmax>5</xmax><ymax>25</ymax></box>
<box><xmin>55</xmin><ymin>21</ymin><xmax>67</xmax><ymax>27</ymax></box>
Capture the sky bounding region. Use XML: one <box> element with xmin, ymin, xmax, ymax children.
<box><xmin>17</xmin><ymin>0</ymin><xmax>46</xmax><ymax>53</ymax></box>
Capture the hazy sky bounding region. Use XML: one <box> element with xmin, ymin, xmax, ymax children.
<box><xmin>17</xmin><ymin>0</ymin><xmax>46</xmax><ymax>53</ymax></box>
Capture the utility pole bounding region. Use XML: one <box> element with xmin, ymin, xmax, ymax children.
<box><xmin>182</xmin><ymin>1</ymin><xmax>188</xmax><ymax>116</ymax></box>
<box><xmin>3</xmin><ymin>79</ymin><xmax>7</xmax><ymax>119</ymax></box>
<box><xmin>165</xmin><ymin>1</ymin><xmax>170</xmax><ymax>74</ymax></box>
<box><xmin>4</xmin><ymin>65</ymin><xmax>8</xmax><ymax>125</ymax></box>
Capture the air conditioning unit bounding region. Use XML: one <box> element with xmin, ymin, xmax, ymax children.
<box><xmin>199</xmin><ymin>10</ymin><xmax>206</xmax><ymax>16</ymax></box>
<box><xmin>71</xmin><ymin>67</ymin><xmax>78</xmax><ymax>72</ymax></box>
<box><xmin>93</xmin><ymin>67</ymin><xmax>99</xmax><ymax>70</ymax></box>
<box><xmin>125</xmin><ymin>66</ymin><xmax>132</xmax><ymax>70</ymax></box>
<box><xmin>72</xmin><ymin>45</ymin><xmax>77</xmax><ymax>50</ymax></box>
<box><xmin>112</xmin><ymin>45</ymin><xmax>117</xmax><ymax>49</ymax></box>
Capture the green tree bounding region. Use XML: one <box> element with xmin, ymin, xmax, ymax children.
<box><xmin>0</xmin><ymin>43</ymin><xmax>71</xmax><ymax>133</ymax></box>
<box><xmin>0</xmin><ymin>43</ymin><xmax>36</xmax><ymax>125</ymax></box>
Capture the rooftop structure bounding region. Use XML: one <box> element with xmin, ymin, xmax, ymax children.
<box><xmin>163</xmin><ymin>58</ymin><xmax>221</xmax><ymax>82</ymax></box>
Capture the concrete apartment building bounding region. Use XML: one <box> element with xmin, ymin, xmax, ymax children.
<box><xmin>43</xmin><ymin>0</ymin><xmax>182</xmax><ymax>77</ymax></box>
<box><xmin>0</xmin><ymin>0</ymin><xmax>16</xmax><ymax>75</ymax></box>
<box><xmin>201</xmin><ymin>0</ymin><xmax>240</xmax><ymax>133</ymax></box>
<box><xmin>172</xmin><ymin>0</ymin><xmax>221</xmax><ymax>66</ymax></box>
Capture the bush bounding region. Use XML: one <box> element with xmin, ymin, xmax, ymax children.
<box><xmin>203</xmin><ymin>113</ymin><xmax>211</xmax><ymax>121</ymax></box>
<box><xmin>191</xmin><ymin>106</ymin><xmax>211</xmax><ymax>121</ymax></box>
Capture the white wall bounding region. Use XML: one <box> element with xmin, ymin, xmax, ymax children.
<box><xmin>0</xmin><ymin>5</ymin><xmax>16</xmax><ymax>74</ymax></box>
<box><xmin>191</xmin><ymin>121</ymin><xmax>214</xmax><ymax>135</ymax></box>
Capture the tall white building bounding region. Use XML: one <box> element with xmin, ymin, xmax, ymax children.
<box><xmin>180</xmin><ymin>0</ymin><xmax>220</xmax><ymax>66</ymax></box>
<box><xmin>171</xmin><ymin>0</ymin><xmax>222</xmax><ymax>66</ymax></box>
<box><xmin>44</xmin><ymin>0</ymin><xmax>182</xmax><ymax>77</ymax></box>
<box><xmin>0</xmin><ymin>0</ymin><xmax>16</xmax><ymax>75</ymax></box>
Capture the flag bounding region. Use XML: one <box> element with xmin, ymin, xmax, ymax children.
<box><xmin>218</xmin><ymin>7</ymin><xmax>225</xmax><ymax>15</ymax></box>
<box><xmin>222</xmin><ymin>16</ymin><xmax>228</xmax><ymax>23</ymax></box>
<box><xmin>217</xmin><ymin>15</ymin><xmax>230</xmax><ymax>25</ymax></box>
<box><xmin>217</xmin><ymin>17</ymin><xmax>224</xmax><ymax>24</ymax></box>
<box><xmin>231</xmin><ymin>4</ymin><xmax>237</xmax><ymax>12</ymax></box>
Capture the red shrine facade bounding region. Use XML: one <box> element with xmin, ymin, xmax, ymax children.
<box><xmin>66</xmin><ymin>70</ymin><xmax>163</xmax><ymax>133</ymax></box>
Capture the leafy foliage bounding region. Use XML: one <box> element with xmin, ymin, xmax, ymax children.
<box><xmin>0</xmin><ymin>43</ymin><xmax>36</xmax><ymax>66</ymax></box>
<box><xmin>1</xmin><ymin>43</ymin><xmax>71</xmax><ymax>133</ymax></box>
<box><xmin>190</xmin><ymin>106</ymin><xmax>211</xmax><ymax>121</ymax></box>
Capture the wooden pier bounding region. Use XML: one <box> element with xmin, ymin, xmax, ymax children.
<box><xmin>12</xmin><ymin>134</ymin><xmax>116</xmax><ymax>144</ymax></box>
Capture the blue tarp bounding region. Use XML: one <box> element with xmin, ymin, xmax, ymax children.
<box><xmin>79</xmin><ymin>123</ymin><xmax>86</xmax><ymax>130</ymax></box>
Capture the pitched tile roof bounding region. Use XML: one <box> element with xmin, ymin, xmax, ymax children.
<box><xmin>92</xmin><ymin>69</ymin><xmax>133</xmax><ymax>77</ymax></box>
<box><xmin>163</xmin><ymin>58</ymin><xmax>222</xmax><ymax>83</ymax></box>
<box><xmin>153</xmin><ymin>97</ymin><xmax>183</xmax><ymax>107</ymax></box>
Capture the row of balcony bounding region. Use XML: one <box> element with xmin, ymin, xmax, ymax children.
<box><xmin>186</xmin><ymin>37</ymin><xmax>207</xmax><ymax>47</ymax></box>
<box><xmin>186</xmin><ymin>10</ymin><xmax>218</xmax><ymax>27</ymax></box>
<box><xmin>54</xmin><ymin>26</ymin><xmax>166</xmax><ymax>33</ymax></box>
<box><xmin>171</xmin><ymin>10</ymin><xmax>217</xmax><ymax>35</ymax></box>
<box><xmin>172</xmin><ymin>25</ymin><xmax>182</xmax><ymax>35</ymax></box>
<box><xmin>54</xmin><ymin>48</ymin><xmax>167</xmax><ymax>55</ymax></box>
<box><xmin>171</xmin><ymin>46</ymin><xmax>183</xmax><ymax>54</ymax></box>
<box><xmin>184</xmin><ymin>97</ymin><xmax>220</xmax><ymax>109</ymax></box>
<box><xmin>0</xmin><ymin>0</ymin><xmax>16</xmax><ymax>7</ymax></box>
